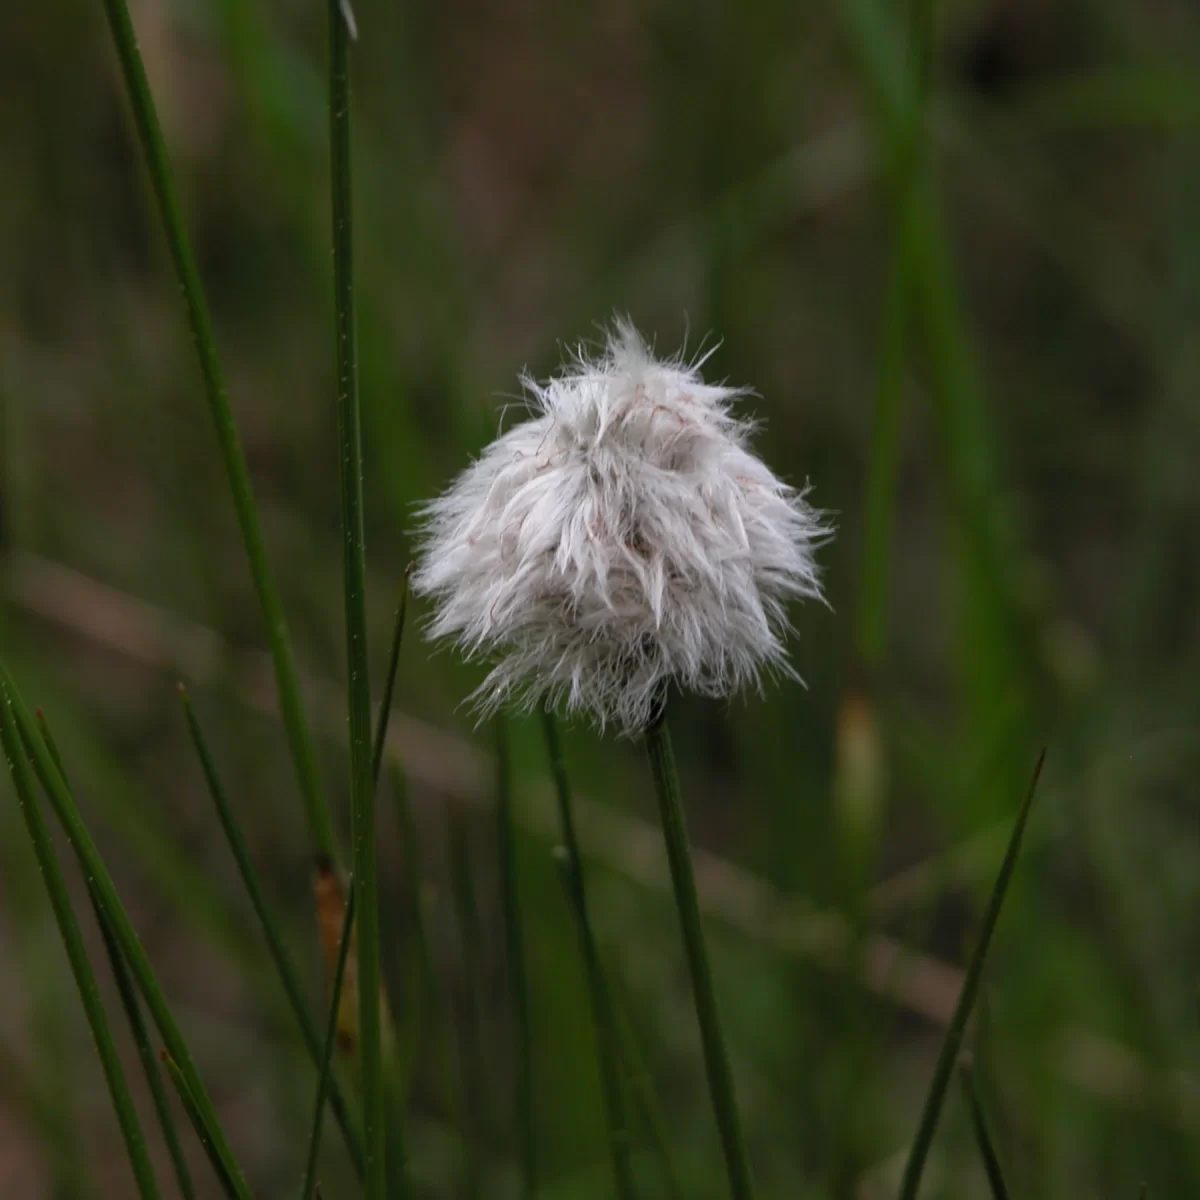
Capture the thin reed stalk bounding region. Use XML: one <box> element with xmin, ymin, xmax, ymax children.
<box><xmin>162</xmin><ymin>1054</ymin><xmax>242</xmax><ymax>1200</ymax></box>
<box><xmin>177</xmin><ymin>687</ymin><xmax>364</xmax><ymax>1175</ymax></box>
<box><xmin>325</xmin><ymin>0</ymin><xmax>394</xmax><ymax>1191</ymax></box>
<box><xmin>95</xmin><ymin>0</ymin><xmax>335</xmax><ymax>860</ymax></box>
<box><xmin>0</xmin><ymin>663</ymin><xmax>251</xmax><ymax>1198</ymax></box>
<box><xmin>36</xmin><ymin>711</ymin><xmax>198</xmax><ymax>1200</ymax></box>
<box><xmin>0</xmin><ymin>701</ymin><xmax>161</xmax><ymax>1200</ymax></box>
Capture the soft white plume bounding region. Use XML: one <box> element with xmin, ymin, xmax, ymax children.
<box><xmin>411</xmin><ymin>321</ymin><xmax>830</xmax><ymax>735</ymax></box>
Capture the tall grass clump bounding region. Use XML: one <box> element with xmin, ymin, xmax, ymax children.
<box><xmin>0</xmin><ymin>0</ymin><xmax>1072</xmax><ymax>1193</ymax></box>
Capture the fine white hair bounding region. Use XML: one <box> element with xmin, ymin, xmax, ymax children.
<box><xmin>411</xmin><ymin>321</ymin><xmax>830</xmax><ymax>735</ymax></box>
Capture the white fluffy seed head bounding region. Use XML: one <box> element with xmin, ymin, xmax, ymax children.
<box><xmin>411</xmin><ymin>321</ymin><xmax>831</xmax><ymax>735</ymax></box>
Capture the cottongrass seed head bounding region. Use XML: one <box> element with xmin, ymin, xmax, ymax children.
<box><xmin>411</xmin><ymin>321</ymin><xmax>831</xmax><ymax>735</ymax></box>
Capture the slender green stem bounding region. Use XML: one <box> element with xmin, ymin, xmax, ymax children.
<box><xmin>495</xmin><ymin>719</ymin><xmax>537</xmax><ymax>1198</ymax></box>
<box><xmin>35</xmin><ymin>711</ymin><xmax>197</xmax><ymax>1200</ymax></box>
<box><xmin>447</xmin><ymin>805</ymin><xmax>485</xmax><ymax>1199</ymax></box>
<box><xmin>958</xmin><ymin>1060</ymin><xmax>1010</xmax><ymax>1200</ymax></box>
<box><xmin>897</xmin><ymin>751</ymin><xmax>1045</xmax><ymax>1200</ymax></box>
<box><xmin>541</xmin><ymin>708</ymin><xmax>637</xmax><ymax>1199</ymax></box>
<box><xmin>644</xmin><ymin>706</ymin><xmax>753</xmax><ymax>1200</ymax></box>
<box><xmin>177</xmin><ymin>687</ymin><xmax>364</xmax><ymax>1175</ymax></box>
<box><xmin>162</xmin><ymin>1054</ymin><xmax>241</xmax><ymax>1200</ymax></box>
<box><xmin>0</xmin><ymin>664</ymin><xmax>251</xmax><ymax>1199</ymax></box>
<box><xmin>0</xmin><ymin>702</ymin><xmax>162</xmax><ymax>1200</ymax></box>
<box><xmin>372</xmin><ymin>572</ymin><xmax>412</xmax><ymax>788</ymax></box>
<box><xmin>326</xmin><ymin>2</ymin><xmax>391</xmax><ymax>1194</ymax></box>
<box><xmin>95</xmin><ymin>0</ymin><xmax>334</xmax><ymax>861</ymax></box>
<box><xmin>302</xmin><ymin>884</ymin><xmax>358</xmax><ymax>1200</ymax></box>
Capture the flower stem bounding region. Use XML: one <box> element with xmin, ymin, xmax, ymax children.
<box><xmin>326</xmin><ymin>2</ymin><xmax>393</xmax><ymax>1194</ymax></box>
<box><xmin>644</xmin><ymin>706</ymin><xmax>754</xmax><ymax>1200</ymax></box>
<box><xmin>541</xmin><ymin>708</ymin><xmax>637</xmax><ymax>1199</ymax></box>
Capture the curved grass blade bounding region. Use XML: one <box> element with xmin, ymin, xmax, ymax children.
<box><xmin>177</xmin><ymin>686</ymin><xmax>364</xmax><ymax>1175</ymax></box>
<box><xmin>897</xmin><ymin>750</ymin><xmax>1045</xmax><ymax>1200</ymax></box>
<box><xmin>95</xmin><ymin>0</ymin><xmax>335</xmax><ymax>862</ymax></box>
<box><xmin>495</xmin><ymin>719</ymin><xmax>536</xmax><ymax>1198</ymax></box>
<box><xmin>302</xmin><ymin>883</ymin><xmax>358</xmax><ymax>1200</ymax></box>
<box><xmin>958</xmin><ymin>1059</ymin><xmax>1009</xmax><ymax>1200</ymax></box>
<box><xmin>0</xmin><ymin>663</ymin><xmax>251</xmax><ymax>1200</ymax></box>
<box><xmin>371</xmin><ymin>571</ymin><xmax>412</xmax><ymax>788</ymax></box>
<box><xmin>325</xmin><ymin>0</ymin><xmax>393</xmax><ymax>1190</ymax></box>
<box><xmin>0</xmin><ymin>697</ymin><xmax>162</xmax><ymax>1200</ymax></box>
<box><xmin>36</xmin><ymin>711</ymin><xmax>198</xmax><ymax>1200</ymax></box>
<box><xmin>542</xmin><ymin>708</ymin><xmax>637</xmax><ymax>1199</ymax></box>
<box><xmin>162</xmin><ymin>1053</ymin><xmax>241</xmax><ymax>1200</ymax></box>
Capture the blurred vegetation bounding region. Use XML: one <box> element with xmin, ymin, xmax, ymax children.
<box><xmin>3</xmin><ymin>0</ymin><xmax>1200</xmax><ymax>1195</ymax></box>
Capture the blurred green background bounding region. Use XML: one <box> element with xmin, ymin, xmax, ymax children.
<box><xmin>3</xmin><ymin>0</ymin><xmax>1200</xmax><ymax>1195</ymax></box>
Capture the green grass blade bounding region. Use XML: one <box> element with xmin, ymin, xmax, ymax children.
<box><xmin>35</xmin><ymin>711</ymin><xmax>199</xmax><ymax>1200</ymax></box>
<box><xmin>95</xmin><ymin>0</ymin><xmax>335</xmax><ymax>862</ymax></box>
<box><xmin>958</xmin><ymin>1059</ymin><xmax>1010</xmax><ymax>1200</ymax></box>
<box><xmin>0</xmin><ymin>694</ymin><xmax>162</xmax><ymax>1200</ymax></box>
<box><xmin>326</xmin><ymin>0</ymin><xmax>392</xmax><ymax>1192</ymax></box>
<box><xmin>541</xmin><ymin>707</ymin><xmax>637</xmax><ymax>1199</ymax></box>
<box><xmin>0</xmin><ymin>662</ymin><xmax>251</xmax><ymax>1200</ymax></box>
<box><xmin>495</xmin><ymin>719</ymin><xmax>537</xmax><ymax>1199</ymax></box>
<box><xmin>372</xmin><ymin>571</ymin><xmax>412</xmax><ymax>788</ymax></box>
<box><xmin>856</xmin><ymin>0</ymin><xmax>933</xmax><ymax>668</ymax></box>
<box><xmin>896</xmin><ymin>751</ymin><xmax>1045</xmax><ymax>1200</ymax></box>
<box><xmin>302</xmin><ymin>883</ymin><xmax>357</xmax><ymax>1200</ymax></box>
<box><xmin>644</xmin><ymin>708</ymin><xmax>753</xmax><ymax>1200</ymax></box>
<box><xmin>834</xmin><ymin>0</ymin><xmax>1032</xmax><ymax>759</ymax></box>
<box><xmin>99</xmin><ymin>913</ymin><xmax>199</xmax><ymax>1200</ymax></box>
<box><xmin>177</xmin><ymin>685</ymin><xmax>365</xmax><ymax>1176</ymax></box>
<box><xmin>162</xmin><ymin>1053</ymin><xmax>241</xmax><ymax>1200</ymax></box>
